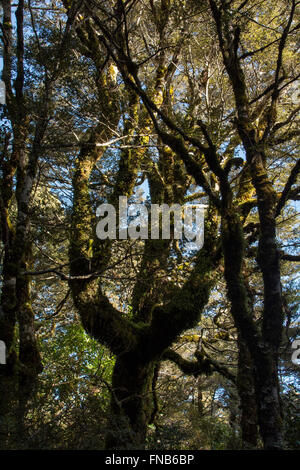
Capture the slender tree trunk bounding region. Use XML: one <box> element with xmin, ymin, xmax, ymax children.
<box><xmin>0</xmin><ymin>291</ymin><xmax>18</xmax><ymax>449</ymax></box>
<box><xmin>237</xmin><ymin>334</ymin><xmax>258</xmax><ymax>448</ymax></box>
<box><xmin>209</xmin><ymin>0</ymin><xmax>287</xmax><ymax>448</ymax></box>
<box><xmin>222</xmin><ymin>210</ymin><xmax>283</xmax><ymax>449</ymax></box>
<box><xmin>255</xmin><ymin>354</ymin><xmax>283</xmax><ymax>449</ymax></box>
<box><xmin>249</xmin><ymin>154</ymin><xmax>284</xmax><ymax>450</ymax></box>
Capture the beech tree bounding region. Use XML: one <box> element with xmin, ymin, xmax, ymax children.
<box><xmin>60</xmin><ymin>0</ymin><xmax>299</xmax><ymax>449</ymax></box>
<box><xmin>0</xmin><ymin>0</ymin><xmax>299</xmax><ymax>450</ymax></box>
<box><xmin>0</xmin><ymin>0</ymin><xmax>78</xmax><ymax>445</ymax></box>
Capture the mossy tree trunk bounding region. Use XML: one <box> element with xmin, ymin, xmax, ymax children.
<box><xmin>0</xmin><ymin>0</ymin><xmax>69</xmax><ymax>446</ymax></box>
<box><xmin>105</xmin><ymin>356</ymin><xmax>157</xmax><ymax>449</ymax></box>
<box><xmin>0</xmin><ymin>0</ymin><xmax>39</xmax><ymax>445</ymax></box>
<box><xmin>63</xmin><ymin>0</ymin><xmax>298</xmax><ymax>449</ymax></box>
<box><xmin>237</xmin><ymin>334</ymin><xmax>258</xmax><ymax>448</ymax></box>
<box><xmin>208</xmin><ymin>0</ymin><xmax>297</xmax><ymax>448</ymax></box>
<box><xmin>63</xmin><ymin>3</ymin><xmax>220</xmax><ymax>449</ymax></box>
<box><xmin>68</xmin><ymin>113</ymin><xmax>219</xmax><ymax>449</ymax></box>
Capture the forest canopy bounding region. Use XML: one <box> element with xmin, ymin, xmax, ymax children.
<box><xmin>0</xmin><ymin>0</ymin><xmax>299</xmax><ymax>451</ymax></box>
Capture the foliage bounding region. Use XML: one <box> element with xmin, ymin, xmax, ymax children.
<box><xmin>0</xmin><ymin>0</ymin><xmax>299</xmax><ymax>451</ymax></box>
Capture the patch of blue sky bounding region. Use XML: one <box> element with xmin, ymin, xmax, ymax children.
<box><xmin>234</xmin><ymin>143</ymin><xmax>246</xmax><ymax>160</ymax></box>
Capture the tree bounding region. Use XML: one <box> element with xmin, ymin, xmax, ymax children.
<box><xmin>0</xmin><ymin>0</ymin><xmax>76</xmax><ymax>445</ymax></box>
<box><xmin>61</xmin><ymin>0</ymin><xmax>299</xmax><ymax>449</ymax></box>
<box><xmin>1</xmin><ymin>0</ymin><xmax>298</xmax><ymax>450</ymax></box>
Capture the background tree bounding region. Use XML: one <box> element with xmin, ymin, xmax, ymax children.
<box><xmin>0</xmin><ymin>0</ymin><xmax>299</xmax><ymax>451</ymax></box>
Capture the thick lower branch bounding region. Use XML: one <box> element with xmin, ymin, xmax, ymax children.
<box><xmin>162</xmin><ymin>348</ymin><xmax>236</xmax><ymax>384</ymax></box>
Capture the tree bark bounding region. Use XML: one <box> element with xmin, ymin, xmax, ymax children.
<box><xmin>237</xmin><ymin>334</ymin><xmax>258</xmax><ymax>448</ymax></box>
<box><xmin>209</xmin><ymin>0</ymin><xmax>289</xmax><ymax>448</ymax></box>
<box><xmin>105</xmin><ymin>356</ymin><xmax>156</xmax><ymax>450</ymax></box>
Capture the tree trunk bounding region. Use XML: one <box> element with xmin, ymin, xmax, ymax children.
<box><xmin>105</xmin><ymin>355</ymin><xmax>156</xmax><ymax>450</ymax></box>
<box><xmin>249</xmin><ymin>154</ymin><xmax>284</xmax><ymax>450</ymax></box>
<box><xmin>255</xmin><ymin>357</ymin><xmax>283</xmax><ymax>449</ymax></box>
<box><xmin>237</xmin><ymin>334</ymin><xmax>258</xmax><ymax>448</ymax></box>
<box><xmin>221</xmin><ymin>210</ymin><xmax>283</xmax><ymax>449</ymax></box>
<box><xmin>0</xmin><ymin>358</ymin><xmax>18</xmax><ymax>449</ymax></box>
